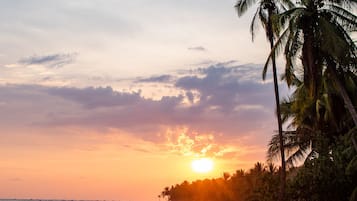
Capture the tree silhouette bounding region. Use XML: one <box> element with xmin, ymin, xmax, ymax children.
<box><xmin>235</xmin><ymin>0</ymin><xmax>294</xmax><ymax>199</ymax></box>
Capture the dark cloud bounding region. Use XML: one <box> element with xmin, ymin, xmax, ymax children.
<box><xmin>0</xmin><ymin>64</ymin><xmax>283</xmax><ymax>147</ymax></box>
<box><xmin>135</xmin><ymin>75</ymin><xmax>173</xmax><ymax>83</ymax></box>
<box><xmin>175</xmin><ymin>65</ymin><xmax>275</xmax><ymax>113</ymax></box>
<box><xmin>47</xmin><ymin>86</ymin><xmax>142</xmax><ymax>109</ymax></box>
<box><xmin>204</xmin><ymin>60</ymin><xmax>238</xmax><ymax>67</ymax></box>
<box><xmin>186</xmin><ymin>91</ymin><xmax>194</xmax><ymax>103</ymax></box>
<box><xmin>188</xmin><ymin>46</ymin><xmax>207</xmax><ymax>51</ymax></box>
<box><xmin>41</xmin><ymin>76</ymin><xmax>52</xmax><ymax>81</ymax></box>
<box><xmin>19</xmin><ymin>53</ymin><xmax>77</xmax><ymax>68</ymax></box>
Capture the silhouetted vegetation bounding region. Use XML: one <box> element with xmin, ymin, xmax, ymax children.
<box><xmin>160</xmin><ymin>135</ymin><xmax>357</xmax><ymax>200</ymax></box>
<box><xmin>160</xmin><ymin>162</ymin><xmax>280</xmax><ymax>201</ymax></box>
<box><xmin>235</xmin><ymin>0</ymin><xmax>292</xmax><ymax>197</ymax></box>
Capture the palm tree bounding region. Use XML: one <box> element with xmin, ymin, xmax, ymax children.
<box><xmin>326</xmin><ymin>59</ymin><xmax>357</xmax><ymax>150</ymax></box>
<box><xmin>235</xmin><ymin>0</ymin><xmax>293</xmax><ymax>199</ymax></box>
<box><xmin>264</xmin><ymin>0</ymin><xmax>356</xmax><ymax>90</ymax></box>
<box><xmin>263</xmin><ymin>0</ymin><xmax>357</xmax><ymax>150</ymax></box>
<box><xmin>268</xmin><ymin>70</ymin><xmax>357</xmax><ymax>166</ymax></box>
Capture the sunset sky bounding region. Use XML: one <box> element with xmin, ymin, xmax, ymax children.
<box><xmin>0</xmin><ymin>1</ymin><xmax>289</xmax><ymax>201</ymax></box>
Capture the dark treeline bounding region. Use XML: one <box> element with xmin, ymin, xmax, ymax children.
<box><xmin>159</xmin><ymin>163</ymin><xmax>280</xmax><ymax>201</ymax></box>
<box><xmin>159</xmin><ymin>133</ymin><xmax>357</xmax><ymax>201</ymax></box>
<box><xmin>160</xmin><ymin>134</ymin><xmax>357</xmax><ymax>201</ymax></box>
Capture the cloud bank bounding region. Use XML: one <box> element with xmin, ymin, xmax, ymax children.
<box><xmin>0</xmin><ymin>63</ymin><xmax>281</xmax><ymax>158</ymax></box>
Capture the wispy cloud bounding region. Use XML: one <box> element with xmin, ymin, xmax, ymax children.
<box><xmin>188</xmin><ymin>46</ymin><xmax>207</xmax><ymax>51</ymax></box>
<box><xmin>19</xmin><ymin>53</ymin><xmax>77</xmax><ymax>68</ymax></box>
<box><xmin>135</xmin><ymin>75</ymin><xmax>174</xmax><ymax>83</ymax></box>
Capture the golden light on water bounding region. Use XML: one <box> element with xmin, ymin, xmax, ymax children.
<box><xmin>191</xmin><ymin>158</ymin><xmax>214</xmax><ymax>173</ymax></box>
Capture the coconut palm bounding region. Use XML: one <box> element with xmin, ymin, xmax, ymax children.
<box><xmin>235</xmin><ymin>0</ymin><xmax>293</xmax><ymax>199</ymax></box>
<box><xmin>263</xmin><ymin>0</ymin><xmax>357</xmax><ymax>151</ymax></box>
<box><xmin>326</xmin><ymin>58</ymin><xmax>357</xmax><ymax>150</ymax></box>
<box><xmin>268</xmin><ymin>70</ymin><xmax>357</xmax><ymax>166</ymax></box>
<box><xmin>264</xmin><ymin>0</ymin><xmax>357</xmax><ymax>91</ymax></box>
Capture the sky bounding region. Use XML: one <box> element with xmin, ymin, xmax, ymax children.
<box><xmin>0</xmin><ymin>1</ymin><xmax>289</xmax><ymax>201</ymax></box>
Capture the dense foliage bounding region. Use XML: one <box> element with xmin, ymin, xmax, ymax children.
<box><xmin>160</xmin><ymin>134</ymin><xmax>357</xmax><ymax>200</ymax></box>
<box><xmin>159</xmin><ymin>163</ymin><xmax>280</xmax><ymax>201</ymax></box>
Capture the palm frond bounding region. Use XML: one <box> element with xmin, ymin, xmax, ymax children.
<box><xmin>235</xmin><ymin>0</ymin><xmax>258</xmax><ymax>16</ymax></box>
<box><xmin>267</xmin><ymin>133</ymin><xmax>281</xmax><ymax>161</ymax></box>
<box><xmin>277</xmin><ymin>7</ymin><xmax>305</xmax><ymax>28</ymax></box>
<box><xmin>324</xmin><ymin>0</ymin><xmax>357</xmax><ymax>10</ymax></box>
<box><xmin>280</xmin><ymin>98</ymin><xmax>295</xmax><ymax>123</ymax></box>
<box><xmin>258</xmin><ymin>4</ymin><xmax>269</xmax><ymax>32</ymax></box>
<box><xmin>319</xmin><ymin>14</ymin><xmax>357</xmax><ymax>66</ymax></box>
<box><xmin>267</xmin><ymin>129</ymin><xmax>312</xmax><ymax>166</ymax></box>
<box><xmin>305</xmin><ymin>149</ymin><xmax>318</xmax><ymax>161</ymax></box>
<box><xmin>250</xmin><ymin>7</ymin><xmax>261</xmax><ymax>41</ymax></box>
<box><xmin>285</xmin><ymin>147</ymin><xmax>310</xmax><ymax>167</ymax></box>
<box><xmin>263</xmin><ymin>27</ymin><xmax>290</xmax><ymax>80</ymax></box>
<box><xmin>324</xmin><ymin>4</ymin><xmax>357</xmax><ymax>32</ymax></box>
<box><xmin>279</xmin><ymin>0</ymin><xmax>296</xmax><ymax>10</ymax></box>
<box><xmin>263</xmin><ymin>7</ymin><xmax>305</xmax><ymax>80</ymax></box>
<box><xmin>284</xmin><ymin>28</ymin><xmax>303</xmax><ymax>86</ymax></box>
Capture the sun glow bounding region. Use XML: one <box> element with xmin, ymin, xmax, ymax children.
<box><xmin>191</xmin><ymin>158</ymin><xmax>214</xmax><ymax>173</ymax></box>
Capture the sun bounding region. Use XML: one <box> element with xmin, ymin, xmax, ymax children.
<box><xmin>191</xmin><ymin>158</ymin><xmax>214</xmax><ymax>173</ymax></box>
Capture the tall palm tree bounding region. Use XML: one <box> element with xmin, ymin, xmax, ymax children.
<box><xmin>263</xmin><ymin>0</ymin><xmax>357</xmax><ymax>150</ymax></box>
<box><xmin>235</xmin><ymin>0</ymin><xmax>293</xmax><ymax>200</ymax></box>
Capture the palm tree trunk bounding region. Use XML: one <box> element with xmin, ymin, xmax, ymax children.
<box><xmin>267</xmin><ymin>10</ymin><xmax>286</xmax><ymax>201</ymax></box>
<box><xmin>302</xmin><ymin>26</ymin><xmax>321</xmax><ymax>101</ymax></box>
<box><xmin>271</xmin><ymin>42</ymin><xmax>287</xmax><ymax>201</ymax></box>
<box><xmin>327</xmin><ymin>65</ymin><xmax>357</xmax><ymax>152</ymax></box>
